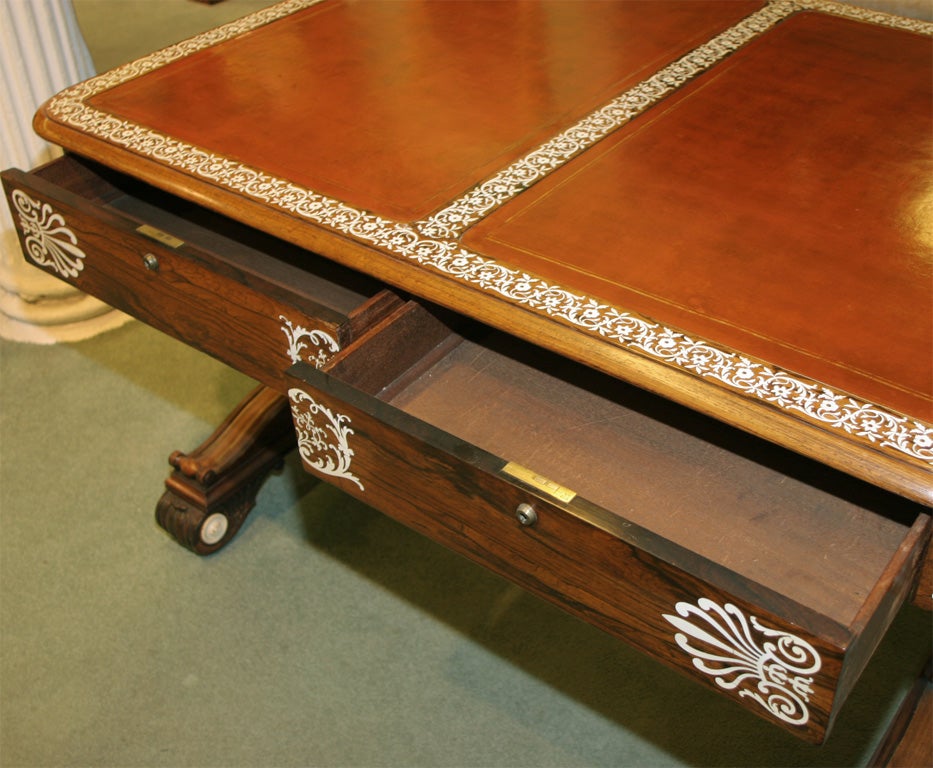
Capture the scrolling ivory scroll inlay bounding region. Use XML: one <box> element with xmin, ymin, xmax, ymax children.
<box><xmin>288</xmin><ymin>388</ymin><xmax>364</xmax><ymax>491</ymax></box>
<box><xmin>11</xmin><ymin>189</ymin><xmax>86</xmax><ymax>279</ymax></box>
<box><xmin>280</xmin><ymin>315</ymin><xmax>340</xmax><ymax>368</ymax></box>
<box><xmin>663</xmin><ymin>598</ymin><xmax>822</xmax><ymax>726</ymax></box>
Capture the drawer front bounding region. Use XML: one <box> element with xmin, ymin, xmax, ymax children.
<box><xmin>285</xmin><ymin>361</ymin><xmax>891</xmax><ymax>743</ymax></box>
<box><xmin>2</xmin><ymin>167</ymin><xmax>391</xmax><ymax>389</ymax></box>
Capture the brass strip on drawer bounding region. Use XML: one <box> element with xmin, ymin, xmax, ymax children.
<box><xmin>501</xmin><ymin>462</ymin><xmax>576</xmax><ymax>504</ymax></box>
<box><xmin>136</xmin><ymin>224</ymin><xmax>184</xmax><ymax>249</ymax></box>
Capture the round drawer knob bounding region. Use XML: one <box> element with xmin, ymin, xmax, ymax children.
<box><xmin>515</xmin><ymin>503</ymin><xmax>537</xmax><ymax>527</ymax></box>
<box><xmin>142</xmin><ymin>253</ymin><xmax>160</xmax><ymax>271</ymax></box>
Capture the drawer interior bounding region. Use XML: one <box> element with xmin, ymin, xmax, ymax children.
<box><xmin>330</xmin><ymin>307</ymin><xmax>928</xmax><ymax>628</ymax></box>
<box><xmin>33</xmin><ymin>155</ymin><xmax>383</xmax><ymax>318</ymax></box>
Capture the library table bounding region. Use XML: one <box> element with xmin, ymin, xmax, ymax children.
<box><xmin>3</xmin><ymin>0</ymin><xmax>931</xmax><ymax>748</ymax></box>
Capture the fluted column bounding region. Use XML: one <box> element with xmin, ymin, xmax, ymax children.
<box><xmin>0</xmin><ymin>0</ymin><xmax>128</xmax><ymax>343</ymax></box>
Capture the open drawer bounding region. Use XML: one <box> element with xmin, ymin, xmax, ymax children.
<box><xmin>285</xmin><ymin>300</ymin><xmax>930</xmax><ymax>743</ymax></box>
<box><xmin>1</xmin><ymin>155</ymin><xmax>401</xmax><ymax>389</ymax></box>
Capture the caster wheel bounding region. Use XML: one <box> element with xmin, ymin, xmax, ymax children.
<box><xmin>199</xmin><ymin>513</ymin><xmax>229</xmax><ymax>546</ymax></box>
<box><xmin>155</xmin><ymin>488</ymin><xmax>252</xmax><ymax>555</ymax></box>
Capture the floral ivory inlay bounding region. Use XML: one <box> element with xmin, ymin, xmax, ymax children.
<box><xmin>40</xmin><ymin>0</ymin><xmax>933</xmax><ymax>467</ymax></box>
<box><xmin>11</xmin><ymin>189</ymin><xmax>86</xmax><ymax>279</ymax></box>
<box><xmin>288</xmin><ymin>388</ymin><xmax>364</xmax><ymax>491</ymax></box>
<box><xmin>663</xmin><ymin>598</ymin><xmax>822</xmax><ymax>726</ymax></box>
<box><xmin>280</xmin><ymin>315</ymin><xmax>340</xmax><ymax>368</ymax></box>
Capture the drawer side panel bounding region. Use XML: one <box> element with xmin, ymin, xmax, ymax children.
<box><xmin>285</xmin><ymin>366</ymin><xmax>851</xmax><ymax>742</ymax></box>
<box><xmin>1</xmin><ymin>169</ymin><xmax>382</xmax><ymax>389</ymax></box>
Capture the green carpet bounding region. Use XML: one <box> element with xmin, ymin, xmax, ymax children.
<box><xmin>1</xmin><ymin>321</ymin><xmax>931</xmax><ymax>767</ymax></box>
<box><xmin>2</xmin><ymin>1</ymin><xmax>931</xmax><ymax>765</ymax></box>
<box><xmin>1</xmin><ymin>318</ymin><xmax>931</xmax><ymax>768</ymax></box>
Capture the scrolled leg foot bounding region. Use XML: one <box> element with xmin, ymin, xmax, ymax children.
<box><xmin>155</xmin><ymin>386</ymin><xmax>295</xmax><ymax>555</ymax></box>
<box><xmin>155</xmin><ymin>472</ymin><xmax>272</xmax><ymax>555</ymax></box>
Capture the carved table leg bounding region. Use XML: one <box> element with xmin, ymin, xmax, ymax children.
<box><xmin>155</xmin><ymin>386</ymin><xmax>296</xmax><ymax>555</ymax></box>
<box><xmin>868</xmin><ymin>659</ymin><xmax>932</xmax><ymax>767</ymax></box>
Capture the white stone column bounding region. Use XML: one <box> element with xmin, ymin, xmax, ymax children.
<box><xmin>1</xmin><ymin>0</ymin><xmax>128</xmax><ymax>343</ymax></box>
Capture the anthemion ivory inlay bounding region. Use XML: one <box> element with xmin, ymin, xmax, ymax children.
<box><xmin>288</xmin><ymin>388</ymin><xmax>364</xmax><ymax>491</ymax></box>
<box><xmin>11</xmin><ymin>189</ymin><xmax>87</xmax><ymax>279</ymax></box>
<box><xmin>663</xmin><ymin>598</ymin><xmax>822</xmax><ymax>727</ymax></box>
<box><xmin>280</xmin><ymin>315</ymin><xmax>340</xmax><ymax>369</ymax></box>
<box><xmin>40</xmin><ymin>0</ymin><xmax>933</xmax><ymax>467</ymax></box>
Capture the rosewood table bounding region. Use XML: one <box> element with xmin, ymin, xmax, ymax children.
<box><xmin>3</xmin><ymin>0</ymin><xmax>931</xmax><ymax>750</ymax></box>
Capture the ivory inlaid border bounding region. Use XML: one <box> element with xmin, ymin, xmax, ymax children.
<box><xmin>41</xmin><ymin>0</ymin><xmax>933</xmax><ymax>467</ymax></box>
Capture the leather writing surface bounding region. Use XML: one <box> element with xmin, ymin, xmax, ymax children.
<box><xmin>463</xmin><ymin>12</ymin><xmax>933</xmax><ymax>421</ymax></box>
<box><xmin>33</xmin><ymin>0</ymin><xmax>932</xmax><ymax>484</ymax></box>
<box><xmin>87</xmin><ymin>0</ymin><xmax>762</xmax><ymax>222</ymax></box>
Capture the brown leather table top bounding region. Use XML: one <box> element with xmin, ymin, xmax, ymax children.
<box><xmin>87</xmin><ymin>0</ymin><xmax>763</xmax><ymax>221</ymax></box>
<box><xmin>34</xmin><ymin>0</ymin><xmax>933</xmax><ymax>497</ymax></box>
<box><xmin>464</xmin><ymin>11</ymin><xmax>933</xmax><ymax>422</ymax></box>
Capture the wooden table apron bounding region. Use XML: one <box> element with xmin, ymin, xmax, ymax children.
<box><xmin>2</xmin><ymin>0</ymin><xmax>931</xmax><ymax>747</ymax></box>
